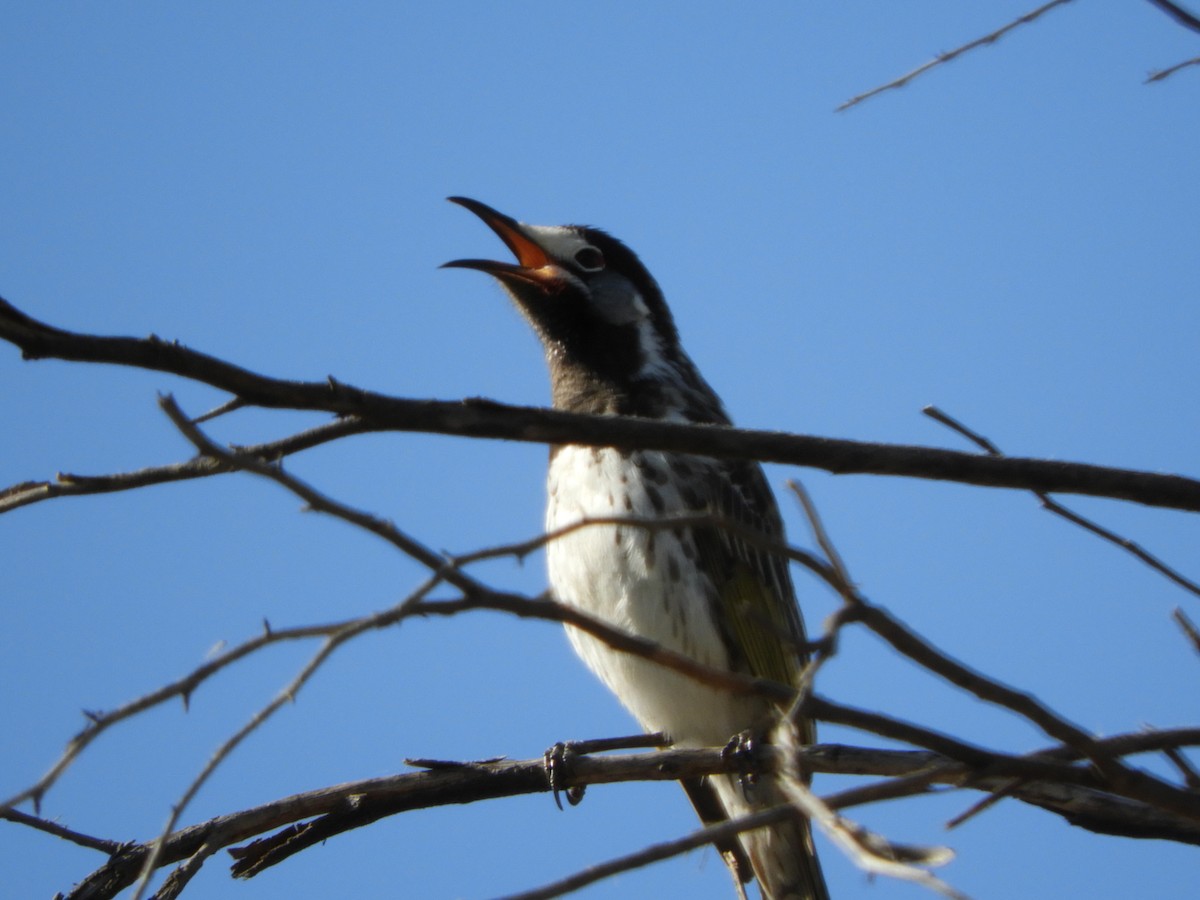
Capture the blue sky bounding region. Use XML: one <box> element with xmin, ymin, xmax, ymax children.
<box><xmin>2</xmin><ymin>3</ymin><xmax>1198</xmax><ymax>898</ymax></box>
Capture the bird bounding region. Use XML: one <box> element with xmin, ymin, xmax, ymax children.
<box><xmin>443</xmin><ymin>197</ymin><xmax>828</xmax><ymax>900</ymax></box>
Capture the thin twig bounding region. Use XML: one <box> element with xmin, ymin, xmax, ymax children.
<box><xmin>1174</xmin><ymin>608</ymin><xmax>1200</xmax><ymax>655</ymax></box>
<box><xmin>0</xmin><ymin>618</ymin><xmax>344</xmax><ymax>815</ymax></box>
<box><xmin>773</xmin><ymin>479</ymin><xmax>864</xmax><ymax>734</ymax></box>
<box><xmin>821</xmin><ymin>769</ymin><xmax>947</xmax><ymax>813</ymax></box>
<box><xmin>0</xmin><ymin>808</ymin><xmax>125</xmax><ymax>854</ymax></box>
<box><xmin>944</xmin><ymin>783</ymin><xmax>1021</xmax><ymax>830</ymax></box>
<box><xmin>924</xmin><ymin>405</ymin><xmax>1200</xmax><ymax>599</ymax></box>
<box><xmin>0</xmin><ymin>415</ymin><xmax>374</xmax><ymax>515</ymax></box>
<box><xmin>1161</xmin><ymin>746</ymin><xmax>1200</xmax><ymax>790</ymax></box>
<box><xmin>157</xmin><ymin>394</ymin><xmax>484</xmax><ymax>597</ymax></box>
<box><xmin>787</xmin><ymin>480</ymin><xmax>855</xmax><ymax>598</ymax></box>
<box><xmin>191</xmin><ymin>396</ymin><xmax>248</xmax><ymax>424</ymax></box>
<box><xmin>131</xmin><ymin>632</ymin><xmax>352</xmax><ymax>900</ymax></box>
<box><xmin>837</xmin><ymin>0</ymin><xmax>1076</xmax><ymax>111</ymax></box>
<box><xmin>1147</xmin><ymin>55</ymin><xmax>1200</xmax><ymax>82</ymax></box>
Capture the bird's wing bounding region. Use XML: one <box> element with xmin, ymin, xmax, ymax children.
<box><xmin>693</xmin><ymin>457</ymin><xmax>812</xmax><ymax>735</ymax></box>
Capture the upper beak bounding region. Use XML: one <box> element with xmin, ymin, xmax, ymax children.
<box><xmin>441</xmin><ymin>197</ymin><xmax>558</xmax><ymax>287</ymax></box>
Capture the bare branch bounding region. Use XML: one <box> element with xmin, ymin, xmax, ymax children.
<box><xmin>837</xmin><ymin>0</ymin><xmax>1076</xmax><ymax>112</ymax></box>
<box><xmin>56</xmin><ymin>735</ymin><xmax>1200</xmax><ymax>899</ymax></box>
<box><xmin>2</xmin><ymin>297</ymin><xmax>1198</xmax><ymax>512</ymax></box>
<box><xmin>1147</xmin><ymin>54</ymin><xmax>1200</xmax><ymax>81</ymax></box>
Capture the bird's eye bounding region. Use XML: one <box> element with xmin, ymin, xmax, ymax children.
<box><xmin>574</xmin><ymin>247</ymin><xmax>605</xmax><ymax>271</ymax></box>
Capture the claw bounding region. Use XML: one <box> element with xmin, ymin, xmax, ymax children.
<box><xmin>721</xmin><ymin>730</ymin><xmax>760</xmax><ymax>788</ymax></box>
<box><xmin>543</xmin><ymin>741</ymin><xmax>586</xmax><ymax>809</ymax></box>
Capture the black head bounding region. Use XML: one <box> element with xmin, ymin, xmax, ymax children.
<box><xmin>444</xmin><ymin>197</ymin><xmax>703</xmax><ymax>417</ymax></box>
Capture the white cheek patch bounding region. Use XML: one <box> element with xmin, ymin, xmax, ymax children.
<box><xmin>629</xmin><ymin>291</ymin><xmax>651</xmax><ymax>318</ymax></box>
<box><xmin>592</xmin><ymin>285</ymin><xmax>671</xmax><ymax>377</ymax></box>
<box><xmin>633</xmin><ymin>315</ymin><xmax>673</xmax><ymax>377</ymax></box>
<box><xmin>523</xmin><ymin>224</ymin><xmax>589</xmax><ymax>261</ymax></box>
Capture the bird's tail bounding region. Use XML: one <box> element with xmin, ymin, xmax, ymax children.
<box><xmin>711</xmin><ymin>772</ymin><xmax>829</xmax><ymax>900</ymax></box>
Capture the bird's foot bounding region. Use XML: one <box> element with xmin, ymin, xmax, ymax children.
<box><xmin>721</xmin><ymin>730</ymin><xmax>762</xmax><ymax>788</ymax></box>
<box><xmin>543</xmin><ymin>741</ymin><xmax>587</xmax><ymax>810</ymax></box>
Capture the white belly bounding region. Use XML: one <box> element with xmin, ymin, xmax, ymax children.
<box><xmin>546</xmin><ymin>445</ymin><xmax>750</xmax><ymax>745</ymax></box>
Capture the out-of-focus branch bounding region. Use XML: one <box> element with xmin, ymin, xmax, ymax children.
<box><xmin>3</xmin><ymin>296</ymin><xmax>1199</xmax><ymax>513</ymax></box>
<box><xmin>1144</xmin><ymin>0</ymin><xmax>1200</xmax><ymax>33</ymax></box>
<box><xmin>773</xmin><ymin>725</ymin><xmax>964</xmax><ymax>899</ymax></box>
<box><xmin>837</xmin><ymin>0</ymin><xmax>1076</xmax><ymax>112</ymax></box>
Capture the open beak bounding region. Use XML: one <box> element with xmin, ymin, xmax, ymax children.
<box><xmin>442</xmin><ymin>197</ymin><xmax>559</xmax><ymax>288</ymax></box>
